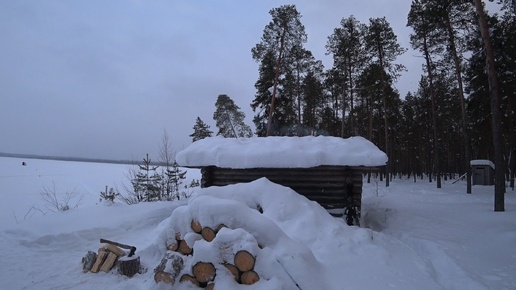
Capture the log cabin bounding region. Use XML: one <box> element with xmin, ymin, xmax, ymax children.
<box><xmin>176</xmin><ymin>136</ymin><xmax>387</xmax><ymax>225</ymax></box>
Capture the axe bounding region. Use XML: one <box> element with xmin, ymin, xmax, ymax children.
<box><xmin>100</xmin><ymin>238</ymin><xmax>137</xmax><ymax>257</ymax></box>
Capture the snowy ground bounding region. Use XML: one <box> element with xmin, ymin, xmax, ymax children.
<box><xmin>1</xmin><ymin>156</ymin><xmax>515</xmax><ymax>289</ymax></box>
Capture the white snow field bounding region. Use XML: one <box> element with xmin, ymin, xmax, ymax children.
<box><xmin>1</xmin><ymin>156</ymin><xmax>515</xmax><ymax>289</ymax></box>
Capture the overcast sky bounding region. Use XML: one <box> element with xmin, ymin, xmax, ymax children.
<box><xmin>1</xmin><ymin>0</ymin><xmax>427</xmax><ymax>161</ymax></box>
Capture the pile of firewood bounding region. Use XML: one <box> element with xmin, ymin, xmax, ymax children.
<box><xmin>82</xmin><ymin>239</ymin><xmax>141</xmax><ymax>277</ymax></box>
<box><xmin>153</xmin><ymin>220</ymin><xmax>261</xmax><ymax>288</ymax></box>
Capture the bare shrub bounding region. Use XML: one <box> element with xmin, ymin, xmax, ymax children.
<box><xmin>40</xmin><ymin>181</ymin><xmax>83</xmax><ymax>213</ymax></box>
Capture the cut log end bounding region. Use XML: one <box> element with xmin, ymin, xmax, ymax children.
<box><xmin>180</xmin><ymin>274</ymin><xmax>200</xmax><ymax>287</ymax></box>
<box><xmin>241</xmin><ymin>270</ymin><xmax>260</xmax><ymax>285</ymax></box>
<box><xmin>192</xmin><ymin>262</ymin><xmax>216</xmax><ymax>283</ymax></box>
<box><xmin>223</xmin><ymin>263</ymin><xmax>240</xmax><ymax>282</ymax></box>
<box><xmin>205</xmin><ymin>283</ymin><xmax>215</xmax><ymax>290</ymax></box>
<box><xmin>154</xmin><ymin>272</ymin><xmax>174</xmax><ymax>284</ymax></box>
<box><xmin>167</xmin><ymin>242</ymin><xmax>178</xmax><ymax>251</ymax></box>
<box><xmin>234</xmin><ymin>250</ymin><xmax>255</xmax><ymax>272</ymax></box>
<box><xmin>215</xmin><ymin>224</ymin><xmax>227</xmax><ymax>233</ymax></box>
<box><xmin>201</xmin><ymin>227</ymin><xmax>216</xmax><ymax>242</ymax></box>
<box><xmin>191</xmin><ymin>220</ymin><xmax>202</xmax><ymax>233</ymax></box>
<box><xmin>178</xmin><ymin>240</ymin><xmax>193</xmax><ymax>255</ymax></box>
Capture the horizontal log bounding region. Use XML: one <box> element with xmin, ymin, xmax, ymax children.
<box><xmin>210</xmin><ymin>179</ymin><xmax>361</xmax><ymax>189</ymax></box>
<box><xmin>211</xmin><ymin>172</ymin><xmax>363</xmax><ymax>182</ymax></box>
<box><xmin>207</xmin><ymin>165</ymin><xmax>369</xmax><ymax>173</ymax></box>
<box><xmin>202</xmin><ymin>166</ymin><xmax>365</xmax><ymax>210</ymax></box>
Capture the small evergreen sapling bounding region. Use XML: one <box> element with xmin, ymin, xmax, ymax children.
<box><xmin>100</xmin><ymin>186</ymin><xmax>119</xmax><ymax>203</ymax></box>
<box><xmin>165</xmin><ymin>161</ymin><xmax>187</xmax><ymax>200</ymax></box>
<box><xmin>190</xmin><ymin>117</ymin><xmax>213</xmax><ymax>142</ymax></box>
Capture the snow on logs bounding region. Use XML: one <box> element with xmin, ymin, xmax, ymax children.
<box><xmin>158</xmin><ymin>219</ymin><xmax>260</xmax><ymax>288</ymax></box>
<box><xmin>155</xmin><ymin>180</ymin><xmax>329</xmax><ymax>289</ymax></box>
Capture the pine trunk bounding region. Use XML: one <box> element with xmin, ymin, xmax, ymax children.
<box><xmin>474</xmin><ymin>0</ymin><xmax>505</xmax><ymax>211</ymax></box>
<box><xmin>444</xmin><ymin>10</ymin><xmax>471</xmax><ymax>193</ymax></box>
<box><xmin>266</xmin><ymin>26</ymin><xmax>286</xmax><ymax>137</ymax></box>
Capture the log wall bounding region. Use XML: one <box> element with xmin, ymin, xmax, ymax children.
<box><xmin>200</xmin><ymin>166</ymin><xmax>365</xmax><ymax>210</ymax></box>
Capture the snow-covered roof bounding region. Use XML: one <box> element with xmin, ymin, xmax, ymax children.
<box><xmin>176</xmin><ymin>136</ymin><xmax>388</xmax><ymax>169</ymax></box>
<box><xmin>470</xmin><ymin>159</ymin><xmax>495</xmax><ymax>169</ymax></box>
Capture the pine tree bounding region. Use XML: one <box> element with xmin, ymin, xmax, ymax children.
<box><xmin>364</xmin><ymin>17</ymin><xmax>407</xmax><ymax>187</ymax></box>
<box><xmin>326</xmin><ymin>16</ymin><xmax>368</xmax><ymax>136</ymax></box>
<box><xmin>165</xmin><ymin>161</ymin><xmax>186</xmax><ymax>200</ymax></box>
<box><xmin>132</xmin><ymin>154</ymin><xmax>162</xmax><ymax>202</ymax></box>
<box><xmin>213</xmin><ymin>94</ymin><xmax>253</xmax><ymax>138</ymax></box>
<box><xmin>301</xmin><ymin>70</ymin><xmax>324</xmax><ymax>135</ymax></box>
<box><xmin>251</xmin><ymin>50</ymin><xmax>276</xmax><ymax>136</ymax></box>
<box><xmin>190</xmin><ymin>117</ymin><xmax>213</xmax><ymax>142</ymax></box>
<box><xmin>251</xmin><ymin>5</ymin><xmax>307</xmax><ymax>136</ymax></box>
<box><xmin>407</xmin><ymin>0</ymin><xmax>443</xmax><ymax>188</ymax></box>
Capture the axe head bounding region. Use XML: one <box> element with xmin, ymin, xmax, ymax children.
<box><xmin>128</xmin><ymin>246</ymin><xmax>137</xmax><ymax>257</ymax></box>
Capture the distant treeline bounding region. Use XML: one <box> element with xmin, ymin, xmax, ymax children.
<box><xmin>0</xmin><ymin>152</ymin><xmax>165</xmax><ymax>166</ymax></box>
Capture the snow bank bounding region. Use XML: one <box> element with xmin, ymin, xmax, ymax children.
<box><xmin>176</xmin><ymin>136</ymin><xmax>388</xmax><ymax>168</ymax></box>
<box><xmin>158</xmin><ymin>178</ymin><xmax>329</xmax><ymax>289</ymax></box>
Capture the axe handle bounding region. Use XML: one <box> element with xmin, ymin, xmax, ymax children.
<box><xmin>100</xmin><ymin>238</ymin><xmax>137</xmax><ymax>256</ymax></box>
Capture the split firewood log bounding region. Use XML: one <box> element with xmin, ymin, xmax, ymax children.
<box><xmin>82</xmin><ymin>251</ymin><xmax>97</xmax><ymax>273</ymax></box>
<box><xmin>100</xmin><ymin>251</ymin><xmax>118</xmax><ymax>272</ymax></box>
<box><xmin>234</xmin><ymin>250</ymin><xmax>255</xmax><ymax>272</ymax></box>
<box><xmin>201</xmin><ymin>227</ymin><xmax>216</xmax><ymax>242</ymax></box>
<box><xmin>118</xmin><ymin>255</ymin><xmax>141</xmax><ymax>278</ymax></box>
<box><xmin>180</xmin><ymin>274</ymin><xmax>200</xmax><ymax>287</ymax></box>
<box><xmin>153</xmin><ymin>254</ymin><xmax>184</xmax><ymax>284</ymax></box>
<box><xmin>90</xmin><ymin>248</ymin><xmax>108</xmax><ymax>273</ymax></box>
<box><xmin>192</xmin><ymin>262</ymin><xmax>216</xmax><ymax>284</ymax></box>
<box><xmin>104</xmin><ymin>243</ymin><xmax>126</xmax><ymax>257</ymax></box>
<box><xmin>223</xmin><ymin>263</ymin><xmax>240</xmax><ymax>282</ymax></box>
<box><xmin>241</xmin><ymin>270</ymin><xmax>260</xmax><ymax>285</ymax></box>
<box><xmin>178</xmin><ymin>240</ymin><xmax>193</xmax><ymax>255</ymax></box>
<box><xmin>191</xmin><ymin>220</ymin><xmax>202</xmax><ymax>234</ymax></box>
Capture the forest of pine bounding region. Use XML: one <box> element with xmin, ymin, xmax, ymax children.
<box><xmin>243</xmin><ymin>1</ymin><xmax>515</xmax><ymax>198</ymax></box>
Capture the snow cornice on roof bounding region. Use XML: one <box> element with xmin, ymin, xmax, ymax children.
<box><xmin>176</xmin><ymin>136</ymin><xmax>388</xmax><ymax>169</ymax></box>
